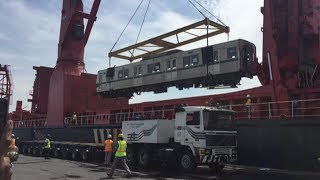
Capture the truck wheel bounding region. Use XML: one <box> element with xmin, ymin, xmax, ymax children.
<box><xmin>138</xmin><ymin>147</ymin><xmax>151</xmax><ymax>168</ymax></box>
<box><xmin>178</xmin><ymin>150</ymin><xmax>196</xmax><ymax>172</ymax></box>
<box><xmin>126</xmin><ymin>146</ymin><xmax>137</xmax><ymax>166</ymax></box>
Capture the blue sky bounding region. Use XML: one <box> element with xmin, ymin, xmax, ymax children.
<box><xmin>0</xmin><ymin>0</ymin><xmax>263</xmax><ymax>112</ymax></box>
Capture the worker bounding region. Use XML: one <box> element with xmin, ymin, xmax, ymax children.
<box><xmin>104</xmin><ymin>134</ymin><xmax>113</xmax><ymax>166</ymax></box>
<box><xmin>245</xmin><ymin>94</ymin><xmax>252</xmax><ymax>118</ymax></box>
<box><xmin>72</xmin><ymin>112</ymin><xmax>77</xmax><ymax>125</ymax></box>
<box><xmin>9</xmin><ymin>134</ymin><xmax>16</xmax><ymax>150</ymax></box>
<box><xmin>107</xmin><ymin>133</ymin><xmax>131</xmax><ymax>178</ymax></box>
<box><xmin>44</xmin><ymin>134</ymin><xmax>51</xmax><ymax>159</ymax></box>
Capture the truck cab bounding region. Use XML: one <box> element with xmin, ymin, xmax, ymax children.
<box><xmin>122</xmin><ymin>106</ymin><xmax>237</xmax><ymax>172</ymax></box>
<box><xmin>173</xmin><ymin>106</ymin><xmax>237</xmax><ymax>171</ymax></box>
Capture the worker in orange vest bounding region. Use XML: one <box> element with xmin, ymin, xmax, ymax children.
<box><xmin>9</xmin><ymin>134</ymin><xmax>16</xmax><ymax>150</ymax></box>
<box><xmin>104</xmin><ymin>134</ymin><xmax>113</xmax><ymax>166</ymax></box>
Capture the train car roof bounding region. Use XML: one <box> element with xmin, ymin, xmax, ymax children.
<box><xmin>142</xmin><ymin>49</ymin><xmax>183</xmax><ymax>61</ymax></box>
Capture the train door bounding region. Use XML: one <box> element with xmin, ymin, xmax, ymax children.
<box><xmin>207</xmin><ymin>50</ymin><xmax>220</xmax><ymax>75</ymax></box>
<box><xmin>165</xmin><ymin>58</ymin><xmax>177</xmax><ymax>82</ymax></box>
<box><xmin>202</xmin><ymin>46</ymin><xmax>220</xmax><ymax>75</ymax></box>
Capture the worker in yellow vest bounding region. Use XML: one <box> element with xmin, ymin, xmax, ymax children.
<box><xmin>107</xmin><ymin>133</ymin><xmax>131</xmax><ymax>178</ymax></box>
<box><xmin>44</xmin><ymin>134</ymin><xmax>51</xmax><ymax>159</ymax></box>
<box><xmin>104</xmin><ymin>134</ymin><xmax>113</xmax><ymax>166</ymax></box>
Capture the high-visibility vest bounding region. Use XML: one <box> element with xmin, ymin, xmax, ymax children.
<box><xmin>245</xmin><ymin>99</ymin><xmax>251</xmax><ymax>106</ymax></box>
<box><xmin>105</xmin><ymin>139</ymin><xmax>113</xmax><ymax>152</ymax></box>
<box><xmin>45</xmin><ymin>138</ymin><xmax>51</xmax><ymax>149</ymax></box>
<box><xmin>115</xmin><ymin>140</ymin><xmax>127</xmax><ymax>157</ymax></box>
<box><xmin>9</xmin><ymin>138</ymin><xmax>15</xmax><ymax>149</ymax></box>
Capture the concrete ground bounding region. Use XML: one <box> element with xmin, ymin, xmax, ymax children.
<box><xmin>12</xmin><ymin>155</ymin><xmax>320</xmax><ymax>180</ymax></box>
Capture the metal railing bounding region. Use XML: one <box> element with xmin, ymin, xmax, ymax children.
<box><xmin>13</xmin><ymin>118</ymin><xmax>46</xmax><ymax>128</ymax></box>
<box><xmin>221</xmin><ymin>98</ymin><xmax>320</xmax><ymax>120</ymax></box>
<box><xmin>13</xmin><ymin>98</ymin><xmax>320</xmax><ymax>128</ymax></box>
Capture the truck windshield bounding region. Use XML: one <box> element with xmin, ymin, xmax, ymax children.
<box><xmin>203</xmin><ymin>110</ymin><xmax>235</xmax><ymax>131</ymax></box>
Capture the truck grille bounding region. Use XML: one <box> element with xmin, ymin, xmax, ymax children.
<box><xmin>206</xmin><ymin>135</ymin><xmax>236</xmax><ymax>147</ymax></box>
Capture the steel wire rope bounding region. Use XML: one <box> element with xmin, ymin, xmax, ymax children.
<box><xmin>108</xmin><ymin>0</ymin><xmax>145</xmax><ymax>66</ymax></box>
<box><xmin>132</xmin><ymin>0</ymin><xmax>152</xmax><ymax>59</ymax></box>
<box><xmin>191</xmin><ymin>0</ymin><xmax>226</xmax><ymax>26</ymax></box>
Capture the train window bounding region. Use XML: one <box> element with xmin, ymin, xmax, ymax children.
<box><xmin>118</xmin><ymin>70</ymin><xmax>123</xmax><ymax>79</ymax></box>
<box><xmin>138</xmin><ymin>66</ymin><xmax>142</xmax><ymax>75</ymax></box>
<box><xmin>191</xmin><ymin>55</ymin><xmax>199</xmax><ymax>65</ymax></box>
<box><xmin>167</xmin><ymin>60</ymin><xmax>171</xmax><ymax>70</ymax></box>
<box><xmin>227</xmin><ymin>47</ymin><xmax>237</xmax><ymax>59</ymax></box>
<box><xmin>148</xmin><ymin>63</ymin><xmax>160</xmax><ymax>73</ymax></box>
<box><xmin>183</xmin><ymin>56</ymin><xmax>191</xmax><ymax>67</ymax></box>
<box><xmin>213</xmin><ymin>51</ymin><xmax>219</xmax><ymax>62</ymax></box>
<box><xmin>172</xmin><ymin>59</ymin><xmax>176</xmax><ymax>69</ymax></box>
<box><xmin>155</xmin><ymin>63</ymin><xmax>160</xmax><ymax>72</ymax></box>
<box><xmin>124</xmin><ymin>69</ymin><xmax>129</xmax><ymax>78</ymax></box>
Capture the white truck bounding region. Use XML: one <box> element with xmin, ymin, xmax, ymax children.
<box><xmin>122</xmin><ymin>106</ymin><xmax>237</xmax><ymax>172</ymax></box>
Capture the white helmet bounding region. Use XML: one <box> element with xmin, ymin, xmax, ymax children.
<box><xmin>246</xmin><ymin>94</ymin><xmax>251</xmax><ymax>98</ymax></box>
<box><xmin>107</xmin><ymin>134</ymin><xmax>112</xmax><ymax>139</ymax></box>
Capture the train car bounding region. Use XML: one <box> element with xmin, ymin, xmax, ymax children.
<box><xmin>96</xmin><ymin>39</ymin><xmax>257</xmax><ymax>98</ymax></box>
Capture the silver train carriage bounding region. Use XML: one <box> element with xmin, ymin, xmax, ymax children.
<box><xmin>97</xmin><ymin>39</ymin><xmax>257</xmax><ymax>98</ymax></box>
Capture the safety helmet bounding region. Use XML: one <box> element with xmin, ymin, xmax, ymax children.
<box><xmin>11</xmin><ymin>134</ymin><xmax>15</xmax><ymax>137</ymax></box>
<box><xmin>107</xmin><ymin>134</ymin><xmax>112</xmax><ymax>139</ymax></box>
<box><xmin>246</xmin><ymin>94</ymin><xmax>251</xmax><ymax>98</ymax></box>
<box><xmin>118</xmin><ymin>133</ymin><xmax>124</xmax><ymax>138</ymax></box>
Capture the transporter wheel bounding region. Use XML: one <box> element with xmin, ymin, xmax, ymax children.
<box><xmin>209</xmin><ymin>162</ymin><xmax>225</xmax><ymax>175</ymax></box>
<box><xmin>62</xmin><ymin>148</ymin><xmax>69</xmax><ymax>159</ymax></box>
<box><xmin>53</xmin><ymin>148</ymin><xmax>60</xmax><ymax>158</ymax></box>
<box><xmin>178</xmin><ymin>150</ymin><xmax>196</xmax><ymax>172</ymax></box>
<box><xmin>71</xmin><ymin>150</ymin><xmax>79</xmax><ymax>161</ymax></box>
<box><xmin>137</xmin><ymin>147</ymin><xmax>151</xmax><ymax>168</ymax></box>
<box><xmin>126</xmin><ymin>146</ymin><xmax>137</xmax><ymax>166</ymax></box>
<box><xmin>81</xmin><ymin>151</ymin><xmax>88</xmax><ymax>161</ymax></box>
<box><xmin>22</xmin><ymin>146</ymin><xmax>28</xmax><ymax>154</ymax></box>
<box><xmin>32</xmin><ymin>147</ymin><xmax>38</xmax><ymax>156</ymax></box>
<box><xmin>39</xmin><ymin>148</ymin><xmax>44</xmax><ymax>157</ymax></box>
<box><xmin>27</xmin><ymin>146</ymin><xmax>33</xmax><ymax>154</ymax></box>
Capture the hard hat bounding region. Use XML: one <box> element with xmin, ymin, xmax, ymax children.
<box><xmin>246</xmin><ymin>94</ymin><xmax>251</xmax><ymax>98</ymax></box>
<box><xmin>118</xmin><ymin>133</ymin><xmax>124</xmax><ymax>138</ymax></box>
<box><xmin>107</xmin><ymin>134</ymin><xmax>112</xmax><ymax>139</ymax></box>
<box><xmin>11</xmin><ymin>134</ymin><xmax>15</xmax><ymax>137</ymax></box>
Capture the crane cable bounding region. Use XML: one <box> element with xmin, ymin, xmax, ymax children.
<box><xmin>190</xmin><ymin>0</ymin><xmax>226</xmax><ymax>26</ymax></box>
<box><xmin>132</xmin><ymin>0</ymin><xmax>152</xmax><ymax>59</ymax></box>
<box><xmin>187</xmin><ymin>0</ymin><xmax>207</xmax><ymax>19</ymax></box>
<box><xmin>108</xmin><ymin>0</ymin><xmax>145</xmax><ymax>66</ymax></box>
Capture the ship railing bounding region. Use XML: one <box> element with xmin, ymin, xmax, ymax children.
<box><xmin>221</xmin><ymin>98</ymin><xmax>320</xmax><ymax>120</ymax></box>
<box><xmin>64</xmin><ymin>115</ymin><xmax>95</xmax><ymax>126</ymax></box>
<box><xmin>109</xmin><ymin>109</ymin><xmax>176</xmax><ymax>124</ymax></box>
<box><xmin>13</xmin><ymin>118</ymin><xmax>47</xmax><ymax>128</ymax></box>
